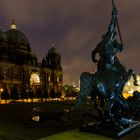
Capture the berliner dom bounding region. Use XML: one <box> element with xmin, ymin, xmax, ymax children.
<box><xmin>0</xmin><ymin>19</ymin><xmax>63</xmax><ymax>100</ymax></box>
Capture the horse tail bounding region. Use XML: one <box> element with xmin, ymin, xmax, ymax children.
<box><xmin>74</xmin><ymin>72</ymin><xmax>93</xmax><ymax>108</ymax></box>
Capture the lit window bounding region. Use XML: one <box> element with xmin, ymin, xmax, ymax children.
<box><xmin>30</xmin><ymin>73</ymin><xmax>40</xmax><ymax>85</ymax></box>
<box><xmin>48</xmin><ymin>75</ymin><xmax>50</xmax><ymax>82</ymax></box>
<box><xmin>57</xmin><ymin>76</ymin><xmax>59</xmax><ymax>82</ymax></box>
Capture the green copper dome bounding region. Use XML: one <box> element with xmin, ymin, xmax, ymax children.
<box><xmin>6</xmin><ymin>29</ymin><xmax>31</xmax><ymax>51</ymax></box>
<box><xmin>48</xmin><ymin>47</ymin><xmax>57</xmax><ymax>54</ymax></box>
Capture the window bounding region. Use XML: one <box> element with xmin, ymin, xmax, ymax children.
<box><xmin>30</xmin><ymin>73</ymin><xmax>40</xmax><ymax>85</ymax></box>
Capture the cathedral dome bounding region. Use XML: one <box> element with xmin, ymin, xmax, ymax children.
<box><xmin>48</xmin><ymin>47</ymin><xmax>57</xmax><ymax>55</ymax></box>
<box><xmin>0</xmin><ymin>29</ymin><xmax>7</xmax><ymax>42</ymax></box>
<box><xmin>48</xmin><ymin>47</ymin><xmax>61</xmax><ymax>57</ymax></box>
<box><xmin>6</xmin><ymin>29</ymin><xmax>30</xmax><ymax>51</ymax></box>
<box><xmin>5</xmin><ymin>19</ymin><xmax>31</xmax><ymax>51</ymax></box>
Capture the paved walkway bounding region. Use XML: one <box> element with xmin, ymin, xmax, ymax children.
<box><xmin>39</xmin><ymin>129</ymin><xmax>112</xmax><ymax>140</ymax></box>
<box><xmin>39</xmin><ymin>128</ymin><xmax>140</xmax><ymax>140</ymax></box>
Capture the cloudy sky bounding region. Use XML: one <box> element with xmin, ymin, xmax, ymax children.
<box><xmin>0</xmin><ymin>0</ymin><xmax>140</xmax><ymax>85</ymax></box>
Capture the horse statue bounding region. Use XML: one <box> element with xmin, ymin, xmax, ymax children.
<box><xmin>74</xmin><ymin>2</ymin><xmax>140</xmax><ymax>130</ymax></box>
<box><xmin>75</xmin><ymin>69</ymin><xmax>139</xmax><ymax>129</ymax></box>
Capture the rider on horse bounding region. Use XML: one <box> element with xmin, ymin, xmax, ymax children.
<box><xmin>91</xmin><ymin>6</ymin><xmax>138</xmax><ymax>86</ymax></box>
<box><xmin>91</xmin><ymin>7</ymin><xmax>127</xmax><ymax>78</ymax></box>
<box><xmin>74</xmin><ymin>1</ymin><xmax>139</xmax><ymax>130</ymax></box>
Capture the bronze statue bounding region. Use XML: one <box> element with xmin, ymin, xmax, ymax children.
<box><xmin>91</xmin><ymin>6</ymin><xmax>128</xmax><ymax>79</ymax></box>
<box><xmin>74</xmin><ymin>0</ymin><xmax>140</xmax><ymax>137</ymax></box>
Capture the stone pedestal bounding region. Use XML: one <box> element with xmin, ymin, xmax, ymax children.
<box><xmin>80</xmin><ymin>120</ymin><xmax>140</xmax><ymax>138</ymax></box>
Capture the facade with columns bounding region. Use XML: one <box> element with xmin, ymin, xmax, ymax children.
<box><xmin>0</xmin><ymin>19</ymin><xmax>63</xmax><ymax>99</ymax></box>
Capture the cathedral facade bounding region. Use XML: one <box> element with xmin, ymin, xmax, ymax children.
<box><xmin>0</xmin><ymin>19</ymin><xmax>63</xmax><ymax>99</ymax></box>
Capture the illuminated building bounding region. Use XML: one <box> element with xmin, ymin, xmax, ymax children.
<box><xmin>122</xmin><ymin>74</ymin><xmax>140</xmax><ymax>98</ymax></box>
<box><xmin>41</xmin><ymin>47</ymin><xmax>63</xmax><ymax>96</ymax></box>
<box><xmin>0</xmin><ymin>19</ymin><xmax>63</xmax><ymax>98</ymax></box>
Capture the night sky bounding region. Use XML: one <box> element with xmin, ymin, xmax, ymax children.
<box><xmin>0</xmin><ymin>0</ymin><xmax>140</xmax><ymax>85</ymax></box>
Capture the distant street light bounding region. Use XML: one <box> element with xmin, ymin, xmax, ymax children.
<box><xmin>0</xmin><ymin>88</ymin><xmax>3</xmax><ymax>100</ymax></box>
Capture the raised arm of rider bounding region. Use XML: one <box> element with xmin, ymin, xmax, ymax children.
<box><xmin>112</xmin><ymin>7</ymin><xmax>118</xmax><ymax>16</ymax></box>
<box><xmin>105</xmin><ymin>8</ymin><xmax>118</xmax><ymax>46</ymax></box>
<box><xmin>108</xmin><ymin>8</ymin><xmax>117</xmax><ymax>34</ymax></box>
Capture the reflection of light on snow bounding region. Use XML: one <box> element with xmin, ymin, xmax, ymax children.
<box><xmin>32</xmin><ymin>116</ymin><xmax>40</xmax><ymax>122</ymax></box>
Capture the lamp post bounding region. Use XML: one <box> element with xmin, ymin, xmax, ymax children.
<box><xmin>0</xmin><ymin>88</ymin><xmax>3</xmax><ymax>101</ymax></box>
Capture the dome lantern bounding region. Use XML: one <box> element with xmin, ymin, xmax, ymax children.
<box><xmin>10</xmin><ymin>18</ymin><xmax>17</xmax><ymax>30</ymax></box>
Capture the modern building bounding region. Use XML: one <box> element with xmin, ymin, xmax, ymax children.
<box><xmin>0</xmin><ymin>19</ymin><xmax>63</xmax><ymax>99</ymax></box>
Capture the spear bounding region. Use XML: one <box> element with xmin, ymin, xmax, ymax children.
<box><xmin>111</xmin><ymin>0</ymin><xmax>123</xmax><ymax>45</ymax></box>
<box><xmin>111</xmin><ymin>0</ymin><xmax>116</xmax><ymax>8</ymax></box>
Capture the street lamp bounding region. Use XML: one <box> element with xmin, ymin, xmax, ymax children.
<box><xmin>0</xmin><ymin>88</ymin><xmax>3</xmax><ymax>100</ymax></box>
